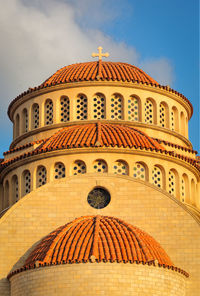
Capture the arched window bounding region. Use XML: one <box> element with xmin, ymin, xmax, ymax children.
<box><xmin>171</xmin><ymin>106</ymin><xmax>179</xmax><ymax>132</ymax></box>
<box><xmin>76</xmin><ymin>95</ymin><xmax>87</xmax><ymax>120</ymax></box>
<box><xmin>45</xmin><ymin>99</ymin><xmax>53</xmax><ymax>125</ymax></box>
<box><xmin>181</xmin><ymin>174</ymin><xmax>189</xmax><ymax>203</ymax></box>
<box><xmin>168</xmin><ymin>169</ymin><xmax>179</xmax><ymax>198</ymax></box>
<box><xmin>12</xmin><ymin>175</ymin><xmax>19</xmax><ymax>203</ymax></box>
<box><xmin>22</xmin><ymin>108</ymin><xmax>28</xmax><ymax>133</ymax></box>
<box><xmin>22</xmin><ymin>170</ymin><xmax>31</xmax><ymax>196</ymax></box>
<box><xmin>72</xmin><ymin>160</ymin><xmax>86</xmax><ymax>175</ymax></box>
<box><xmin>60</xmin><ymin>96</ymin><xmax>70</xmax><ymax>122</ymax></box>
<box><xmin>32</xmin><ymin>103</ymin><xmax>39</xmax><ymax>129</ymax></box>
<box><xmin>15</xmin><ymin>114</ymin><xmax>20</xmax><ymax>137</ymax></box>
<box><xmin>93</xmin><ymin>160</ymin><xmax>108</xmax><ymax>173</ymax></box>
<box><xmin>145</xmin><ymin>99</ymin><xmax>155</xmax><ymax>124</ymax></box>
<box><xmin>180</xmin><ymin>111</ymin><xmax>186</xmax><ymax>136</ymax></box>
<box><xmin>4</xmin><ymin>180</ymin><xmax>9</xmax><ymax>208</ymax></box>
<box><xmin>110</xmin><ymin>94</ymin><xmax>124</xmax><ymax>120</ymax></box>
<box><xmin>133</xmin><ymin>162</ymin><xmax>147</xmax><ymax>180</ymax></box>
<box><xmin>93</xmin><ymin>93</ymin><xmax>105</xmax><ymax>119</ymax></box>
<box><xmin>36</xmin><ymin>166</ymin><xmax>47</xmax><ymax>188</ymax></box>
<box><xmin>113</xmin><ymin>160</ymin><xmax>128</xmax><ymax>175</ymax></box>
<box><xmin>54</xmin><ymin>162</ymin><xmax>65</xmax><ymax>179</ymax></box>
<box><xmin>127</xmin><ymin>96</ymin><xmax>140</xmax><ymax>121</ymax></box>
<box><xmin>152</xmin><ymin>166</ymin><xmax>163</xmax><ymax>188</ymax></box>
<box><xmin>159</xmin><ymin>102</ymin><xmax>169</xmax><ymax>128</ymax></box>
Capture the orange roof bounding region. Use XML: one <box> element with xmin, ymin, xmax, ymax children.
<box><xmin>8</xmin><ymin>61</ymin><xmax>193</xmax><ymax>119</ymax></box>
<box><xmin>37</xmin><ymin>122</ymin><xmax>165</xmax><ymax>151</ymax></box>
<box><xmin>8</xmin><ymin>215</ymin><xmax>189</xmax><ymax>278</ymax></box>
<box><xmin>41</xmin><ymin>61</ymin><xmax>159</xmax><ymax>86</ymax></box>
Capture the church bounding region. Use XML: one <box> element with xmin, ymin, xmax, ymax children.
<box><xmin>0</xmin><ymin>47</ymin><xmax>199</xmax><ymax>295</ymax></box>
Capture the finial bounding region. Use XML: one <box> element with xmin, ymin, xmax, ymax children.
<box><xmin>92</xmin><ymin>46</ymin><xmax>109</xmax><ymax>61</ymax></box>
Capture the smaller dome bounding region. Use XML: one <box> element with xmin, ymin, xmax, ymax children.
<box><xmin>37</xmin><ymin>122</ymin><xmax>165</xmax><ymax>152</ymax></box>
<box><xmin>24</xmin><ymin>215</ymin><xmax>173</xmax><ymax>267</ymax></box>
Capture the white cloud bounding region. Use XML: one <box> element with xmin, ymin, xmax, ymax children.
<box><xmin>0</xmin><ymin>0</ymin><xmax>174</xmax><ymax>155</ymax></box>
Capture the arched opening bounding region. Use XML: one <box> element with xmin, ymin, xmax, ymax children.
<box><xmin>45</xmin><ymin>99</ymin><xmax>53</xmax><ymax>125</ymax></box>
<box><xmin>71</xmin><ymin>160</ymin><xmax>86</xmax><ymax>175</ymax></box>
<box><xmin>54</xmin><ymin>162</ymin><xmax>66</xmax><ymax>179</ymax></box>
<box><xmin>11</xmin><ymin>175</ymin><xmax>19</xmax><ymax>203</ymax></box>
<box><xmin>15</xmin><ymin>114</ymin><xmax>20</xmax><ymax>137</ymax></box>
<box><xmin>31</xmin><ymin>103</ymin><xmax>39</xmax><ymax>129</ymax></box>
<box><xmin>22</xmin><ymin>108</ymin><xmax>28</xmax><ymax>133</ymax></box>
<box><xmin>113</xmin><ymin>160</ymin><xmax>128</xmax><ymax>175</ymax></box>
<box><xmin>110</xmin><ymin>93</ymin><xmax>124</xmax><ymax>120</ymax></box>
<box><xmin>127</xmin><ymin>95</ymin><xmax>141</xmax><ymax>121</ymax></box>
<box><xmin>159</xmin><ymin>102</ymin><xmax>169</xmax><ymax>128</ymax></box>
<box><xmin>145</xmin><ymin>98</ymin><xmax>156</xmax><ymax>124</ymax></box>
<box><xmin>93</xmin><ymin>160</ymin><xmax>108</xmax><ymax>173</ymax></box>
<box><xmin>60</xmin><ymin>96</ymin><xmax>70</xmax><ymax>122</ymax></box>
<box><xmin>22</xmin><ymin>170</ymin><xmax>31</xmax><ymax>197</ymax></box>
<box><xmin>171</xmin><ymin>106</ymin><xmax>179</xmax><ymax>132</ymax></box>
<box><xmin>36</xmin><ymin>166</ymin><xmax>47</xmax><ymax>188</ymax></box>
<box><xmin>181</xmin><ymin>174</ymin><xmax>189</xmax><ymax>203</ymax></box>
<box><xmin>168</xmin><ymin>169</ymin><xmax>179</xmax><ymax>199</ymax></box>
<box><xmin>191</xmin><ymin>179</ymin><xmax>196</xmax><ymax>205</ymax></box>
<box><xmin>180</xmin><ymin>111</ymin><xmax>186</xmax><ymax>136</ymax></box>
<box><xmin>152</xmin><ymin>165</ymin><xmax>165</xmax><ymax>189</ymax></box>
<box><xmin>92</xmin><ymin>93</ymin><xmax>106</xmax><ymax>119</ymax></box>
<box><xmin>133</xmin><ymin>162</ymin><xmax>148</xmax><ymax>181</ymax></box>
<box><xmin>76</xmin><ymin>94</ymin><xmax>87</xmax><ymax>120</ymax></box>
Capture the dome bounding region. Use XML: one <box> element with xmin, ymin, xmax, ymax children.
<box><xmin>24</xmin><ymin>215</ymin><xmax>174</xmax><ymax>267</ymax></box>
<box><xmin>37</xmin><ymin>122</ymin><xmax>165</xmax><ymax>152</ymax></box>
<box><xmin>41</xmin><ymin>61</ymin><xmax>159</xmax><ymax>86</ymax></box>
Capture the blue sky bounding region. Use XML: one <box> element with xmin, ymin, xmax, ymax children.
<box><xmin>0</xmin><ymin>0</ymin><xmax>199</xmax><ymax>157</ymax></box>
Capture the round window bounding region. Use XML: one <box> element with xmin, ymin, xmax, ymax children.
<box><xmin>87</xmin><ymin>187</ymin><xmax>111</xmax><ymax>209</ymax></box>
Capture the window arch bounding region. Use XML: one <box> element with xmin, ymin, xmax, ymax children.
<box><xmin>36</xmin><ymin>166</ymin><xmax>47</xmax><ymax>188</ymax></box>
<box><xmin>113</xmin><ymin>160</ymin><xmax>128</xmax><ymax>175</ymax></box>
<box><xmin>32</xmin><ymin>103</ymin><xmax>39</xmax><ymax>129</ymax></box>
<box><xmin>152</xmin><ymin>166</ymin><xmax>164</xmax><ymax>189</ymax></box>
<box><xmin>76</xmin><ymin>95</ymin><xmax>87</xmax><ymax>120</ymax></box>
<box><xmin>171</xmin><ymin>106</ymin><xmax>179</xmax><ymax>132</ymax></box>
<box><xmin>15</xmin><ymin>114</ymin><xmax>20</xmax><ymax>137</ymax></box>
<box><xmin>22</xmin><ymin>170</ymin><xmax>31</xmax><ymax>196</ymax></box>
<box><xmin>45</xmin><ymin>99</ymin><xmax>53</xmax><ymax>125</ymax></box>
<box><xmin>93</xmin><ymin>93</ymin><xmax>106</xmax><ymax>119</ymax></box>
<box><xmin>54</xmin><ymin>162</ymin><xmax>65</xmax><ymax>179</ymax></box>
<box><xmin>60</xmin><ymin>96</ymin><xmax>70</xmax><ymax>122</ymax></box>
<box><xmin>12</xmin><ymin>175</ymin><xmax>19</xmax><ymax>203</ymax></box>
<box><xmin>22</xmin><ymin>108</ymin><xmax>28</xmax><ymax>133</ymax></box>
<box><xmin>133</xmin><ymin>162</ymin><xmax>147</xmax><ymax>180</ymax></box>
<box><xmin>180</xmin><ymin>111</ymin><xmax>186</xmax><ymax>136</ymax></box>
<box><xmin>72</xmin><ymin>160</ymin><xmax>86</xmax><ymax>175</ymax></box>
<box><xmin>110</xmin><ymin>93</ymin><xmax>124</xmax><ymax>120</ymax></box>
<box><xmin>181</xmin><ymin>174</ymin><xmax>189</xmax><ymax>203</ymax></box>
<box><xmin>159</xmin><ymin>102</ymin><xmax>169</xmax><ymax>128</ymax></box>
<box><xmin>93</xmin><ymin>160</ymin><xmax>108</xmax><ymax>173</ymax></box>
<box><xmin>145</xmin><ymin>98</ymin><xmax>156</xmax><ymax>124</ymax></box>
<box><xmin>127</xmin><ymin>96</ymin><xmax>140</xmax><ymax>121</ymax></box>
<box><xmin>168</xmin><ymin>169</ymin><xmax>179</xmax><ymax>198</ymax></box>
<box><xmin>4</xmin><ymin>180</ymin><xmax>9</xmax><ymax>208</ymax></box>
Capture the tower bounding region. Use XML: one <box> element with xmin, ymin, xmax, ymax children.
<box><xmin>0</xmin><ymin>48</ymin><xmax>199</xmax><ymax>295</ymax></box>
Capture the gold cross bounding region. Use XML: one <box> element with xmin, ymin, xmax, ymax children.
<box><xmin>92</xmin><ymin>46</ymin><xmax>109</xmax><ymax>61</ymax></box>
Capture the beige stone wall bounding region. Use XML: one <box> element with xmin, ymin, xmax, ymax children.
<box><xmin>9</xmin><ymin>83</ymin><xmax>191</xmax><ymax>147</ymax></box>
<box><xmin>9</xmin><ymin>263</ymin><xmax>187</xmax><ymax>296</ymax></box>
<box><xmin>1</xmin><ymin>149</ymin><xmax>199</xmax><ymax>212</ymax></box>
<box><xmin>0</xmin><ymin>175</ymin><xmax>199</xmax><ymax>295</ymax></box>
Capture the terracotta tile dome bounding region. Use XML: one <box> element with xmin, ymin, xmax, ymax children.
<box><xmin>24</xmin><ymin>215</ymin><xmax>174</xmax><ymax>267</ymax></box>
<box><xmin>41</xmin><ymin>61</ymin><xmax>159</xmax><ymax>86</ymax></box>
<box><xmin>37</xmin><ymin>122</ymin><xmax>165</xmax><ymax>152</ymax></box>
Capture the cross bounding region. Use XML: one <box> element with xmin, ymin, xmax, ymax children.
<box><xmin>92</xmin><ymin>46</ymin><xmax>109</xmax><ymax>61</ymax></box>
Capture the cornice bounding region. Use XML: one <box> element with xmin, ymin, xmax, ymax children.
<box><xmin>1</xmin><ymin>146</ymin><xmax>199</xmax><ymax>182</ymax></box>
<box><xmin>10</xmin><ymin>119</ymin><xmax>192</xmax><ymax>150</ymax></box>
<box><xmin>8</xmin><ymin>80</ymin><xmax>193</xmax><ymax>121</ymax></box>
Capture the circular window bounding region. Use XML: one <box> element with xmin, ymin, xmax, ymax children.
<box><xmin>87</xmin><ymin>187</ymin><xmax>111</xmax><ymax>209</ymax></box>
